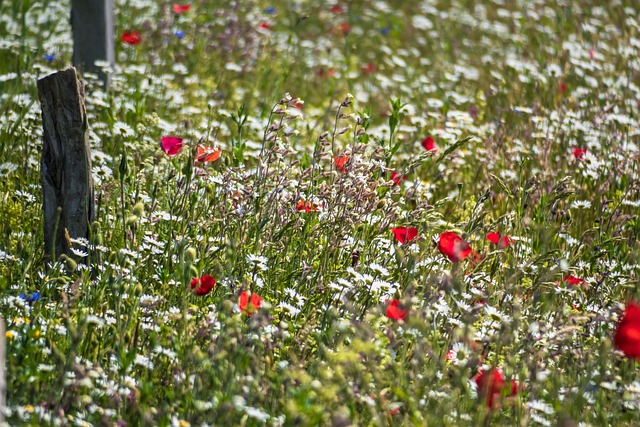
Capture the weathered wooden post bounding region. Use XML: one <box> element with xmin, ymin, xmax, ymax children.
<box><xmin>71</xmin><ymin>0</ymin><xmax>115</xmax><ymax>88</ymax></box>
<box><xmin>38</xmin><ymin>68</ymin><xmax>95</xmax><ymax>259</ymax></box>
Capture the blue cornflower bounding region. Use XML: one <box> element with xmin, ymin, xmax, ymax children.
<box><xmin>20</xmin><ymin>292</ymin><xmax>41</xmax><ymax>304</ymax></box>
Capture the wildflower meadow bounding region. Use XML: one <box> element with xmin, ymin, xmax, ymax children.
<box><xmin>1</xmin><ymin>0</ymin><xmax>640</xmax><ymax>425</ymax></box>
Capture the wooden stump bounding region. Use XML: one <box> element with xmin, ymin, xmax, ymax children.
<box><xmin>71</xmin><ymin>0</ymin><xmax>115</xmax><ymax>88</ymax></box>
<box><xmin>38</xmin><ymin>68</ymin><xmax>95</xmax><ymax>260</ymax></box>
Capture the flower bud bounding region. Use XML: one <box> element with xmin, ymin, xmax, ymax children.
<box><xmin>132</xmin><ymin>201</ymin><xmax>144</xmax><ymax>217</ymax></box>
<box><xmin>185</xmin><ymin>247</ymin><xmax>197</xmax><ymax>263</ymax></box>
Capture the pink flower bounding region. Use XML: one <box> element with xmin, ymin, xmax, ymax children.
<box><xmin>161</xmin><ymin>136</ymin><xmax>184</xmax><ymax>156</ymax></box>
<box><xmin>173</xmin><ymin>3</ymin><xmax>191</xmax><ymax>13</ymax></box>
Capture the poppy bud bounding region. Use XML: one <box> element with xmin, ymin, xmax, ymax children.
<box><xmin>132</xmin><ymin>201</ymin><xmax>144</xmax><ymax>217</ymax></box>
<box><xmin>60</xmin><ymin>254</ymin><xmax>77</xmax><ymax>272</ymax></box>
<box><xmin>185</xmin><ymin>247</ymin><xmax>197</xmax><ymax>263</ymax></box>
<box><xmin>126</xmin><ymin>215</ymin><xmax>139</xmax><ymax>226</ymax></box>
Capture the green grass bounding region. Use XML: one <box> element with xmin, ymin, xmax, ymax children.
<box><xmin>0</xmin><ymin>0</ymin><xmax>640</xmax><ymax>425</ymax></box>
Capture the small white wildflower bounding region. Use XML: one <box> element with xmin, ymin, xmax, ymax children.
<box><xmin>245</xmin><ymin>406</ymin><xmax>270</xmax><ymax>422</ymax></box>
<box><xmin>134</xmin><ymin>354</ymin><xmax>154</xmax><ymax>369</ymax></box>
<box><xmin>448</xmin><ymin>342</ymin><xmax>472</xmax><ymax>366</ymax></box>
<box><xmin>246</xmin><ymin>254</ymin><xmax>268</xmax><ymax>271</ymax></box>
<box><xmin>113</xmin><ymin>121</ymin><xmax>134</xmax><ymax>137</ymax></box>
<box><xmin>278</xmin><ymin>302</ymin><xmax>301</xmax><ymax>316</ymax></box>
<box><xmin>369</xmin><ymin>263</ymin><xmax>390</xmax><ymax>277</ymax></box>
<box><xmin>527</xmin><ymin>399</ymin><xmax>555</xmax><ymax>415</ymax></box>
<box><xmin>85</xmin><ymin>315</ymin><xmax>105</xmax><ymax>328</ymax></box>
<box><xmin>530</xmin><ymin>412</ymin><xmax>552</xmax><ymax>426</ymax></box>
<box><xmin>232</xmin><ymin>395</ymin><xmax>246</xmax><ymax>410</ymax></box>
<box><xmin>70</xmin><ymin>248</ymin><xmax>89</xmax><ymax>257</ymax></box>
<box><xmin>570</xmin><ymin>200</ymin><xmax>592</xmax><ymax>209</ymax></box>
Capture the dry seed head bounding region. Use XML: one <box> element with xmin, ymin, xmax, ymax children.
<box><xmin>279</xmin><ymin>93</ymin><xmax>292</xmax><ymax>104</ymax></box>
<box><xmin>340</xmin><ymin>93</ymin><xmax>354</xmax><ymax>107</ymax></box>
<box><xmin>356</xmin><ymin>115</ymin><xmax>369</xmax><ymax>125</ymax></box>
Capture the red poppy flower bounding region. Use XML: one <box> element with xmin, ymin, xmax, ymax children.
<box><xmin>562</xmin><ymin>275</ymin><xmax>584</xmax><ymax>286</ymax></box>
<box><xmin>173</xmin><ymin>3</ymin><xmax>191</xmax><ymax>13</ymax></box>
<box><xmin>296</xmin><ymin>200</ymin><xmax>320</xmax><ymax>212</ymax></box>
<box><xmin>422</xmin><ymin>136</ymin><xmax>437</xmax><ymax>152</ymax></box>
<box><xmin>392</xmin><ymin>227</ymin><xmax>418</xmax><ymax>244</ymax></box>
<box><xmin>330</xmin><ymin>4</ymin><xmax>344</xmax><ymax>14</ymax></box>
<box><xmin>614</xmin><ymin>302</ymin><xmax>640</xmax><ymax>359</ymax></box>
<box><xmin>339</xmin><ymin>23</ymin><xmax>351</xmax><ymax>35</ymax></box>
<box><xmin>161</xmin><ymin>136</ymin><xmax>184</xmax><ymax>156</ymax></box>
<box><xmin>473</xmin><ymin>368</ymin><xmax>518</xmax><ymax>409</ymax></box>
<box><xmin>121</xmin><ymin>30</ymin><xmax>142</xmax><ymax>45</ymax></box>
<box><xmin>390</xmin><ymin>171</ymin><xmax>407</xmax><ymax>186</ymax></box>
<box><xmin>190</xmin><ymin>274</ymin><xmax>215</xmax><ymax>296</ymax></box>
<box><xmin>559</xmin><ymin>80</ymin><xmax>568</xmax><ymax>94</ymax></box>
<box><xmin>438</xmin><ymin>232</ymin><xmax>472</xmax><ymax>263</ymax></box>
<box><xmin>573</xmin><ymin>148</ymin><xmax>587</xmax><ymax>160</ymax></box>
<box><xmin>386</xmin><ymin>299</ymin><xmax>407</xmax><ymax>321</ymax></box>
<box><xmin>361</xmin><ymin>63</ymin><xmax>376</xmax><ymax>74</ymax></box>
<box><xmin>195</xmin><ymin>145</ymin><xmax>221</xmax><ymax>163</ymax></box>
<box><xmin>258</xmin><ymin>22</ymin><xmax>271</xmax><ymax>30</ymax></box>
<box><xmin>486</xmin><ymin>232</ymin><xmax>511</xmax><ymax>248</ymax></box>
<box><xmin>239</xmin><ymin>291</ymin><xmax>262</xmax><ymax>315</ymax></box>
<box><xmin>334</xmin><ymin>155</ymin><xmax>349</xmax><ymax>172</ymax></box>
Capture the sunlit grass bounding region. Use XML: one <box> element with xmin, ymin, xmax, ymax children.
<box><xmin>0</xmin><ymin>0</ymin><xmax>639</xmax><ymax>425</ymax></box>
